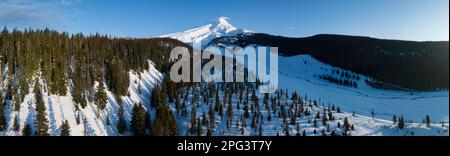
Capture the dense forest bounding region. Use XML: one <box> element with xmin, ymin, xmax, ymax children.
<box><xmin>209</xmin><ymin>33</ymin><xmax>449</xmax><ymax>91</ymax></box>
<box><xmin>0</xmin><ymin>27</ymin><xmax>189</xmax><ymax>135</ymax></box>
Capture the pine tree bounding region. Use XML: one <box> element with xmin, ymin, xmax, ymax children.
<box><xmin>0</xmin><ymin>99</ymin><xmax>5</xmax><ymax>131</ymax></box>
<box><xmin>197</xmin><ymin>118</ymin><xmax>202</xmax><ymax>136</ymax></box>
<box><xmin>190</xmin><ymin>105</ymin><xmax>197</xmax><ymax>134</ymax></box>
<box><xmin>425</xmin><ymin>115</ymin><xmax>431</xmax><ymax>128</ymax></box>
<box><xmin>215</xmin><ymin>90</ymin><xmax>220</xmax><ymax>112</ymax></box>
<box><xmin>209</xmin><ymin>104</ymin><xmax>215</xmax><ymax>129</ymax></box>
<box><xmin>13</xmin><ymin>116</ymin><xmax>20</xmax><ymax>132</ymax></box>
<box><xmin>117</xmin><ymin>106</ymin><xmax>127</xmax><ymax>134</ymax></box>
<box><xmin>131</xmin><ymin>103</ymin><xmax>146</xmax><ymax>136</ymax></box>
<box><xmin>392</xmin><ymin>115</ymin><xmax>397</xmax><ymax>125</ymax></box>
<box><xmin>151</xmin><ymin>85</ymin><xmax>161</xmax><ymax>108</ymax></box>
<box><xmin>202</xmin><ymin>111</ymin><xmax>207</xmax><ymax>126</ymax></box>
<box><xmin>322</xmin><ymin>111</ymin><xmax>328</xmax><ymax>126</ymax></box>
<box><xmin>243</xmin><ymin>104</ymin><xmax>249</xmax><ymax>118</ymax></box>
<box><xmin>302</xmin><ymin>129</ymin><xmax>306</xmax><ymax>136</ymax></box>
<box><xmin>152</xmin><ymin>104</ymin><xmax>178</xmax><ymax>136</ymax></box>
<box><xmin>218</xmin><ymin>103</ymin><xmax>224</xmax><ymax>118</ymax></box>
<box><xmin>96</xmin><ymin>79</ymin><xmax>108</xmax><ymax>111</ymax></box>
<box><xmin>22</xmin><ymin>123</ymin><xmax>33</xmax><ymax>136</ymax></box>
<box><xmin>60</xmin><ymin>120</ymin><xmax>71</xmax><ymax>136</ymax></box>
<box><xmin>344</xmin><ymin>117</ymin><xmax>350</xmax><ymax>131</ymax></box>
<box><xmin>35</xmin><ymin>81</ymin><xmax>49</xmax><ymax>136</ymax></box>
<box><xmin>398</xmin><ymin>115</ymin><xmax>405</xmax><ymax>129</ymax></box>
<box><xmin>227</xmin><ymin>102</ymin><xmax>233</xmax><ymax>120</ymax></box>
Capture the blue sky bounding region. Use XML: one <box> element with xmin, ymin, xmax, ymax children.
<box><xmin>0</xmin><ymin>0</ymin><xmax>448</xmax><ymax>41</ymax></box>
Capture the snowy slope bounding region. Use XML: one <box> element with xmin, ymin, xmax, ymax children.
<box><xmin>276</xmin><ymin>55</ymin><xmax>449</xmax><ymax>122</ymax></box>
<box><xmin>158</xmin><ymin>17</ymin><xmax>448</xmax><ymax>136</ymax></box>
<box><xmin>0</xmin><ymin>60</ymin><xmax>162</xmax><ymax>136</ymax></box>
<box><xmin>160</xmin><ymin>17</ymin><xmax>251</xmax><ymax>47</ymax></box>
<box><xmin>206</xmin><ymin>46</ymin><xmax>448</xmax><ymax>125</ymax></box>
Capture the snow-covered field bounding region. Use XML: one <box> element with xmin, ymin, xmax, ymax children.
<box><xmin>277</xmin><ymin>55</ymin><xmax>449</xmax><ymax>122</ymax></box>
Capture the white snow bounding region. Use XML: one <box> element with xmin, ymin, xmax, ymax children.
<box><xmin>276</xmin><ymin>55</ymin><xmax>449</xmax><ymax>122</ymax></box>
<box><xmin>0</xmin><ymin>60</ymin><xmax>162</xmax><ymax>136</ymax></box>
<box><xmin>160</xmin><ymin>17</ymin><xmax>252</xmax><ymax>47</ymax></box>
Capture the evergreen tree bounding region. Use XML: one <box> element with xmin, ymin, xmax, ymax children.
<box><xmin>398</xmin><ymin>115</ymin><xmax>405</xmax><ymax>129</ymax></box>
<box><xmin>392</xmin><ymin>115</ymin><xmax>397</xmax><ymax>125</ymax></box>
<box><xmin>60</xmin><ymin>120</ymin><xmax>71</xmax><ymax>136</ymax></box>
<box><xmin>190</xmin><ymin>105</ymin><xmax>197</xmax><ymax>134</ymax></box>
<box><xmin>202</xmin><ymin>111</ymin><xmax>207</xmax><ymax>126</ymax></box>
<box><xmin>0</xmin><ymin>100</ymin><xmax>5</xmax><ymax>131</ymax></box>
<box><xmin>131</xmin><ymin>103</ymin><xmax>147</xmax><ymax>136</ymax></box>
<box><xmin>343</xmin><ymin>117</ymin><xmax>350</xmax><ymax>132</ymax></box>
<box><xmin>215</xmin><ymin>90</ymin><xmax>220</xmax><ymax>112</ymax></box>
<box><xmin>151</xmin><ymin>85</ymin><xmax>161</xmax><ymax>108</ymax></box>
<box><xmin>197</xmin><ymin>118</ymin><xmax>202</xmax><ymax>136</ymax></box>
<box><xmin>35</xmin><ymin>81</ymin><xmax>49</xmax><ymax>136</ymax></box>
<box><xmin>209</xmin><ymin>104</ymin><xmax>215</xmax><ymax>129</ymax></box>
<box><xmin>227</xmin><ymin>102</ymin><xmax>233</xmax><ymax>120</ymax></box>
<box><xmin>96</xmin><ymin>79</ymin><xmax>108</xmax><ymax>111</ymax></box>
<box><xmin>152</xmin><ymin>104</ymin><xmax>178</xmax><ymax>136</ymax></box>
<box><xmin>117</xmin><ymin>106</ymin><xmax>127</xmax><ymax>134</ymax></box>
<box><xmin>22</xmin><ymin>123</ymin><xmax>33</xmax><ymax>136</ymax></box>
<box><xmin>12</xmin><ymin>116</ymin><xmax>20</xmax><ymax>132</ymax></box>
<box><xmin>218</xmin><ymin>103</ymin><xmax>224</xmax><ymax>118</ymax></box>
<box><xmin>322</xmin><ymin>111</ymin><xmax>328</xmax><ymax>126</ymax></box>
<box><xmin>425</xmin><ymin>115</ymin><xmax>431</xmax><ymax>128</ymax></box>
<box><xmin>243</xmin><ymin>104</ymin><xmax>249</xmax><ymax>118</ymax></box>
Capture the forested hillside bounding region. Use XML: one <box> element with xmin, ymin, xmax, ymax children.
<box><xmin>209</xmin><ymin>33</ymin><xmax>449</xmax><ymax>91</ymax></box>
<box><xmin>0</xmin><ymin>27</ymin><xmax>188</xmax><ymax>135</ymax></box>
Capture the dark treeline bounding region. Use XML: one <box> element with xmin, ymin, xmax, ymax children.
<box><xmin>0</xmin><ymin>27</ymin><xmax>188</xmax><ymax>103</ymax></box>
<box><xmin>210</xmin><ymin>33</ymin><xmax>449</xmax><ymax>91</ymax></box>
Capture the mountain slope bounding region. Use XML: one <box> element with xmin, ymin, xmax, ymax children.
<box><xmin>1</xmin><ymin>61</ymin><xmax>162</xmax><ymax>136</ymax></box>
<box><xmin>209</xmin><ymin>33</ymin><xmax>449</xmax><ymax>91</ymax></box>
<box><xmin>160</xmin><ymin>17</ymin><xmax>251</xmax><ymax>47</ymax></box>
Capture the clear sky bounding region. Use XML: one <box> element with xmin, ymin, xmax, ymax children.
<box><xmin>1</xmin><ymin>0</ymin><xmax>448</xmax><ymax>41</ymax></box>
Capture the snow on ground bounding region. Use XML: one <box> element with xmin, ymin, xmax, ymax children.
<box><xmin>277</xmin><ymin>55</ymin><xmax>449</xmax><ymax>122</ymax></box>
<box><xmin>160</xmin><ymin>17</ymin><xmax>251</xmax><ymax>47</ymax></box>
<box><xmin>209</xmin><ymin>45</ymin><xmax>448</xmax><ymax>123</ymax></box>
<box><xmin>0</xmin><ymin>60</ymin><xmax>162</xmax><ymax>136</ymax></box>
<box><xmin>176</xmin><ymin>83</ymin><xmax>448</xmax><ymax>136</ymax></box>
<box><xmin>0</xmin><ymin>53</ymin><xmax>448</xmax><ymax>136</ymax></box>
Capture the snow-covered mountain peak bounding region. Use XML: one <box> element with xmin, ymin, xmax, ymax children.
<box><xmin>160</xmin><ymin>17</ymin><xmax>252</xmax><ymax>47</ymax></box>
<box><xmin>214</xmin><ymin>16</ymin><xmax>236</xmax><ymax>33</ymax></box>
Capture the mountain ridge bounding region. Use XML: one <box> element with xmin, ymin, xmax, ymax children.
<box><xmin>160</xmin><ymin>17</ymin><xmax>251</xmax><ymax>46</ymax></box>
